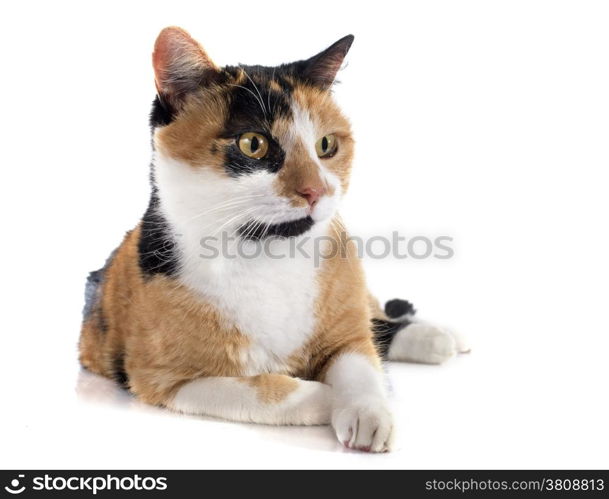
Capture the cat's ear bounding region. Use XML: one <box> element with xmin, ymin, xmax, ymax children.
<box><xmin>152</xmin><ymin>27</ymin><xmax>220</xmax><ymax>100</ymax></box>
<box><xmin>301</xmin><ymin>35</ymin><xmax>354</xmax><ymax>88</ymax></box>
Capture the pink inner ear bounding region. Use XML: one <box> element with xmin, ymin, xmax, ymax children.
<box><xmin>152</xmin><ymin>26</ymin><xmax>217</xmax><ymax>96</ymax></box>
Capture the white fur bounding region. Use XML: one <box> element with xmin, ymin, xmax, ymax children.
<box><xmin>169</xmin><ymin>377</ymin><xmax>332</xmax><ymax>425</ymax></box>
<box><xmin>326</xmin><ymin>353</ymin><xmax>394</xmax><ymax>452</ymax></box>
<box><xmin>387</xmin><ymin>320</ymin><xmax>470</xmax><ymax>364</ymax></box>
<box><xmin>286</xmin><ymin>101</ymin><xmax>319</xmax><ymax>160</ymax></box>
<box><xmin>289</xmin><ymin>100</ymin><xmax>342</xmax><ymax>222</ymax></box>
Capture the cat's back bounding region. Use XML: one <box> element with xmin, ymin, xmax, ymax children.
<box><xmin>79</xmin><ymin>225</ymin><xmax>143</xmax><ymax>378</ymax></box>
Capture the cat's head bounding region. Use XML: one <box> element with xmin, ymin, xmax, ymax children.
<box><xmin>150</xmin><ymin>27</ymin><xmax>354</xmax><ymax>241</ymax></box>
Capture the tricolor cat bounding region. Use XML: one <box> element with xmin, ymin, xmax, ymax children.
<box><xmin>79</xmin><ymin>27</ymin><xmax>469</xmax><ymax>453</ymax></box>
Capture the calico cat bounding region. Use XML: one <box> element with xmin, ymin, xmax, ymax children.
<box><xmin>79</xmin><ymin>27</ymin><xmax>468</xmax><ymax>452</ymax></box>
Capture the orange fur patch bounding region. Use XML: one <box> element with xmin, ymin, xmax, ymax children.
<box><xmin>269</xmin><ymin>79</ymin><xmax>282</xmax><ymax>93</ymax></box>
<box><xmin>240</xmin><ymin>374</ymin><xmax>299</xmax><ymax>403</ymax></box>
<box><xmin>294</xmin><ymin>219</ymin><xmax>381</xmax><ymax>381</ymax></box>
<box><xmin>292</xmin><ymin>86</ymin><xmax>355</xmax><ymax>194</ymax></box>
<box><xmin>154</xmin><ymin>90</ymin><xmax>230</xmax><ymax>169</ymax></box>
<box><xmin>79</xmin><ymin>226</ymin><xmax>251</xmax><ymax>406</ymax></box>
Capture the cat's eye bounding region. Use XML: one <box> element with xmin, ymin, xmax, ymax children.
<box><xmin>315</xmin><ymin>134</ymin><xmax>338</xmax><ymax>158</ymax></box>
<box><xmin>238</xmin><ymin>132</ymin><xmax>269</xmax><ymax>159</ymax></box>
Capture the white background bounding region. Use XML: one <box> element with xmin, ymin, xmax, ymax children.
<box><xmin>1</xmin><ymin>0</ymin><xmax>608</xmax><ymax>469</ymax></box>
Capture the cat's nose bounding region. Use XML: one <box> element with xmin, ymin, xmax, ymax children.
<box><xmin>296</xmin><ymin>186</ymin><xmax>325</xmax><ymax>208</ymax></box>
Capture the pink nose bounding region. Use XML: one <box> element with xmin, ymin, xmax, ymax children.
<box><xmin>297</xmin><ymin>186</ymin><xmax>325</xmax><ymax>208</ymax></box>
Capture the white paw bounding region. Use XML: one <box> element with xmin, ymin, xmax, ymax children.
<box><xmin>332</xmin><ymin>397</ymin><xmax>394</xmax><ymax>453</ymax></box>
<box><xmin>446</xmin><ymin>327</ymin><xmax>471</xmax><ymax>354</ymax></box>
<box><xmin>387</xmin><ymin>322</ymin><xmax>469</xmax><ymax>364</ymax></box>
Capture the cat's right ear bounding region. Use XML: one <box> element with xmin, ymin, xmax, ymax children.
<box><xmin>152</xmin><ymin>27</ymin><xmax>220</xmax><ymax>103</ymax></box>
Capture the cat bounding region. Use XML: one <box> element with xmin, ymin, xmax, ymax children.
<box><xmin>79</xmin><ymin>27</ymin><xmax>469</xmax><ymax>453</ymax></box>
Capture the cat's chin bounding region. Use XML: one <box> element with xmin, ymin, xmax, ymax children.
<box><xmin>237</xmin><ymin>216</ymin><xmax>315</xmax><ymax>241</ymax></box>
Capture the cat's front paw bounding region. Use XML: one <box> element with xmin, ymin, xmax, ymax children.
<box><xmin>332</xmin><ymin>397</ymin><xmax>394</xmax><ymax>453</ymax></box>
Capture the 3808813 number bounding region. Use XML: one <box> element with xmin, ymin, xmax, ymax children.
<box><xmin>545</xmin><ymin>479</ymin><xmax>605</xmax><ymax>491</ymax></box>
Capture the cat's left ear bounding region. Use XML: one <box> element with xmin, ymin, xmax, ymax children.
<box><xmin>300</xmin><ymin>35</ymin><xmax>354</xmax><ymax>89</ymax></box>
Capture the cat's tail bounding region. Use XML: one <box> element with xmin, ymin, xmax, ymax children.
<box><xmin>370</xmin><ymin>298</ymin><xmax>416</xmax><ymax>358</ymax></box>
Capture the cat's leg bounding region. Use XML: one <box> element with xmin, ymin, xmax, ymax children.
<box><xmin>165</xmin><ymin>374</ymin><xmax>332</xmax><ymax>425</ymax></box>
<box><xmin>373</xmin><ymin>298</ymin><xmax>470</xmax><ymax>364</ymax></box>
<box><xmin>322</xmin><ymin>350</ymin><xmax>394</xmax><ymax>453</ymax></box>
<box><xmin>307</xmin><ymin>294</ymin><xmax>395</xmax><ymax>452</ymax></box>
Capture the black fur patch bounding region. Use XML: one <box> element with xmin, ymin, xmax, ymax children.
<box><xmin>371</xmin><ymin>318</ymin><xmax>409</xmax><ymax>358</ymax></box>
<box><xmin>112</xmin><ymin>353</ymin><xmax>129</xmax><ymax>389</ymax></box>
<box><xmin>220</xmin><ymin>67</ymin><xmax>293</xmax><ymax>177</ymax></box>
<box><xmin>138</xmin><ymin>193</ymin><xmax>179</xmax><ymax>277</ymax></box>
<box><xmin>149</xmin><ymin>95</ymin><xmax>175</xmax><ymax>128</ymax></box>
<box><xmin>385</xmin><ymin>299</ymin><xmax>416</xmax><ymax>319</ymax></box>
<box><xmin>238</xmin><ymin>216</ymin><xmax>314</xmax><ymax>240</ymax></box>
<box><xmin>224</xmin><ymin>66</ymin><xmax>294</xmax><ymax>121</ymax></box>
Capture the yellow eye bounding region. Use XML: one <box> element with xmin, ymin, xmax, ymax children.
<box><xmin>238</xmin><ymin>132</ymin><xmax>269</xmax><ymax>159</ymax></box>
<box><xmin>315</xmin><ymin>134</ymin><xmax>338</xmax><ymax>158</ymax></box>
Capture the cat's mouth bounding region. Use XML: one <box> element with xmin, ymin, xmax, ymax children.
<box><xmin>237</xmin><ymin>216</ymin><xmax>314</xmax><ymax>240</ymax></box>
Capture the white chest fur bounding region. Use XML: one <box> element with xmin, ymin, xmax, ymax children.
<box><xmin>179</xmin><ymin>231</ymin><xmax>324</xmax><ymax>374</ymax></box>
